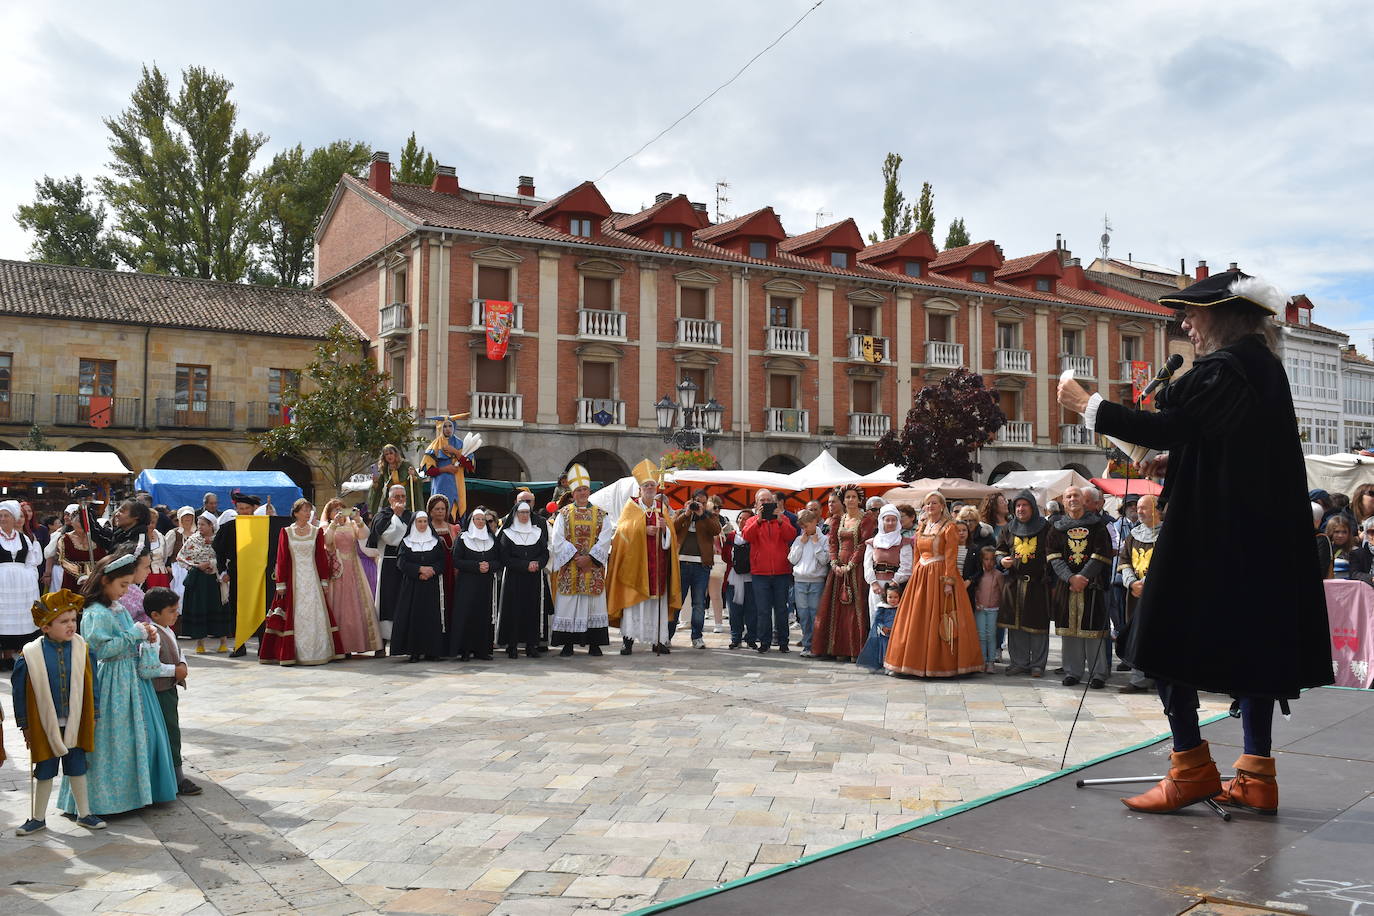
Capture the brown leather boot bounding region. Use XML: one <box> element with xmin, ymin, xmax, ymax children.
<box><xmin>1214</xmin><ymin>754</ymin><xmax>1278</xmax><ymax>815</ymax></box>
<box><xmin>1121</xmin><ymin>740</ymin><xmax>1222</xmax><ymax>813</ymax></box>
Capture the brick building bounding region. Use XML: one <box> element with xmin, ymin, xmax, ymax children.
<box><xmin>315</xmin><ymin>153</ymin><xmax>1175</xmax><ymax>483</ymax></box>
<box><xmin>0</xmin><ymin>260</ymin><xmax>349</xmax><ymax>497</ymax></box>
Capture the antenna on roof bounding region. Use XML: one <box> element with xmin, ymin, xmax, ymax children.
<box><xmin>1099</xmin><ymin>213</ymin><xmax>1113</xmax><ymax>260</ymax></box>
<box><xmin>815</xmin><ymin>208</ymin><xmax>832</xmax><ymax>228</ymax></box>
<box><xmin>714</xmin><ymin>181</ymin><xmax>731</xmax><ymax>223</ymax></box>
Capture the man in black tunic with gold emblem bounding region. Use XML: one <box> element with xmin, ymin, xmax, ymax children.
<box><xmin>1046</xmin><ymin>485</ymin><xmax>1114</xmax><ymax>689</ymax></box>
<box><xmin>995</xmin><ymin>490</ymin><xmax>1051</xmax><ymax>677</ymax></box>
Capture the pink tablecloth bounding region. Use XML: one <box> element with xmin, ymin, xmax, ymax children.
<box><xmin>1324</xmin><ymin>579</ymin><xmax>1374</xmax><ymax>688</ymax></box>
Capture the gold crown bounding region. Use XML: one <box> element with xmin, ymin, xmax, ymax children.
<box><xmin>32</xmin><ymin>589</ymin><xmax>84</xmax><ymax>628</ymax></box>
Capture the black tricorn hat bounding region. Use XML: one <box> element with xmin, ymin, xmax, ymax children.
<box><xmin>229</xmin><ymin>490</ymin><xmax>262</xmax><ymax>507</ymax></box>
<box><xmin>1159</xmin><ymin>270</ymin><xmax>1286</xmax><ymax>315</ymax></box>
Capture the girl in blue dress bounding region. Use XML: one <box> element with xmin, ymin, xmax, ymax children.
<box><xmin>58</xmin><ymin>546</ymin><xmax>177</xmax><ymax>816</ymax></box>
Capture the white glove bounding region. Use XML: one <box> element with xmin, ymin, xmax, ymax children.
<box><xmin>461</xmin><ymin>431</ymin><xmax>483</xmax><ymax>457</ymax></box>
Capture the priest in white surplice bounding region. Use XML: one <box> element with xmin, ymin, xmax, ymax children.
<box><xmin>549</xmin><ymin>464</ymin><xmax>615</xmax><ymax>657</ymax></box>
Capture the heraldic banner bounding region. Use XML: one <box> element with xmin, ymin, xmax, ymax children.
<box><xmin>485</xmin><ymin>300</ymin><xmax>516</xmax><ymax>360</ymax></box>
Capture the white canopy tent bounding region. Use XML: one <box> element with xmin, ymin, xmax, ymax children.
<box><xmin>0</xmin><ymin>449</ymin><xmax>132</xmax><ymax>481</ymax></box>
<box><xmin>992</xmin><ymin>469</ymin><xmax>1092</xmax><ymax>506</ymax></box>
<box><xmin>1305</xmin><ymin>452</ymin><xmax>1374</xmax><ymax>498</ymax></box>
<box><xmin>786</xmin><ymin>450</ymin><xmax>864</xmax><ymax>503</ymax></box>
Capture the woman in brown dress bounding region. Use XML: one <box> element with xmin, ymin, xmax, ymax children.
<box><xmin>883</xmin><ymin>491</ymin><xmax>983</xmax><ymax>677</ymax></box>
<box><xmin>811</xmin><ymin>484</ymin><xmax>877</xmax><ymax>661</ymax></box>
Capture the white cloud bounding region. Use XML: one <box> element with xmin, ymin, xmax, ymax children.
<box><xmin>0</xmin><ymin>0</ymin><xmax>1369</xmax><ymax>330</ymax></box>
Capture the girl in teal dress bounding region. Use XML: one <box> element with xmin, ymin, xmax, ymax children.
<box><xmin>57</xmin><ymin>547</ymin><xmax>177</xmax><ymax>816</ymax></box>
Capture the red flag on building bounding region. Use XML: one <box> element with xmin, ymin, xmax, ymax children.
<box><xmin>280</xmin><ymin>404</ymin><xmax>294</xmax><ymax>426</ymax></box>
<box><xmin>484</xmin><ymin>300</ymin><xmax>515</xmax><ymax>360</ymax></box>
<box><xmin>1130</xmin><ymin>361</ymin><xmax>1153</xmax><ymax>408</ymax></box>
<box><xmin>88</xmin><ymin>396</ymin><xmax>113</xmax><ymax>429</ymax></box>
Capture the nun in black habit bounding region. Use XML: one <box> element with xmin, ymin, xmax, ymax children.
<box><xmin>496</xmin><ymin>502</ymin><xmax>549</xmax><ymax>658</ymax></box>
<box><xmin>449</xmin><ymin>507</ymin><xmax>498</xmax><ymax>661</ymax></box>
<box><xmin>391</xmin><ymin>512</ymin><xmax>449</xmax><ymax>661</ymax></box>
<box><xmin>1059</xmin><ymin>270</ymin><xmax>1332</xmax><ymax>816</ymax></box>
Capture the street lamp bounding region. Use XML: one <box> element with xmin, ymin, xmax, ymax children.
<box><xmin>658</xmin><ymin>384</ymin><xmax>720</xmax><ymax>451</ymax></box>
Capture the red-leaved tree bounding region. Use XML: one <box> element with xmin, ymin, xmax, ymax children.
<box><xmin>875</xmin><ymin>368</ymin><xmax>1006</xmax><ymax>481</ymax></box>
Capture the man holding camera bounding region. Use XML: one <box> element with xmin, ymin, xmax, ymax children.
<box><xmin>742</xmin><ymin>489</ymin><xmax>798</xmax><ymax>654</ymax></box>
<box><xmin>672</xmin><ymin>489</ymin><xmax>722</xmax><ymax>649</ymax></box>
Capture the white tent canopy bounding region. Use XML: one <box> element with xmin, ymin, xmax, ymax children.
<box><xmin>992</xmin><ymin>469</ymin><xmax>1092</xmax><ymax>506</ymax></box>
<box><xmin>1305</xmin><ymin>452</ymin><xmax>1374</xmax><ymax>498</ymax></box>
<box><xmin>0</xmin><ymin>449</ymin><xmax>132</xmax><ymax>480</ymax></box>
<box><xmin>790</xmin><ymin>450</ymin><xmax>860</xmax><ymax>490</ymax></box>
<box><xmin>858</xmin><ymin>463</ymin><xmax>908</xmax><ymax>490</ymax></box>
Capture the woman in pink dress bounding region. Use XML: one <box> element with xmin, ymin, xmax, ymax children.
<box><xmin>322</xmin><ymin>499</ymin><xmax>382</xmax><ymax>657</ymax></box>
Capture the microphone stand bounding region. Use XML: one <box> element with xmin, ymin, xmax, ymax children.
<box><xmin>1068</xmin><ymin>376</ymin><xmax>1233</xmax><ymax>820</ymax></box>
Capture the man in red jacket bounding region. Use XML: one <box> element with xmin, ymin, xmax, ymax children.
<box><xmin>742</xmin><ymin>489</ymin><xmax>798</xmax><ymax>654</ymax></box>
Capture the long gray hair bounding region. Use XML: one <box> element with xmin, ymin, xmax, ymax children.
<box><xmin>1194</xmin><ymin>300</ymin><xmax>1279</xmax><ymax>356</ymax></box>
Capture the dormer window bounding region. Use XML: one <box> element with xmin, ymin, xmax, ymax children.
<box><xmin>663</xmin><ymin>229</ymin><xmax>685</xmax><ymax>249</ymax></box>
<box><xmin>904</xmin><ymin>260</ymin><xmax>922</xmax><ymax>277</ymax></box>
<box><xmin>830</xmin><ymin>251</ymin><xmax>849</xmax><ymax>268</ymax></box>
<box><xmin>1034</xmin><ymin>277</ymin><xmax>1052</xmax><ymax>292</ymax></box>
<box><xmin>749</xmin><ymin>240</ymin><xmax>769</xmax><ymax>259</ymax></box>
<box><xmin>570</xmin><ymin>218</ymin><xmax>593</xmax><ymax>238</ymax></box>
<box><xmin>1299</xmin><ymin>309</ymin><xmax>1311</xmax><ymax>326</ymax></box>
<box><xmin>971</xmin><ymin>269</ymin><xmax>989</xmax><ymax>283</ymax></box>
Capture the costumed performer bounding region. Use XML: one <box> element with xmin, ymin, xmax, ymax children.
<box><xmin>995</xmin><ymin>491</ymin><xmax>1052</xmax><ymax>678</ymax></box>
<box><xmin>495</xmin><ymin>502</ymin><xmax>550</xmax><ymax>658</ymax></box>
<box><xmin>1059</xmin><ymin>270</ymin><xmax>1332</xmax><ymax>815</ymax></box>
<box><xmin>605</xmin><ymin>460</ymin><xmax>680</xmax><ymax>656</ymax></box>
<box><xmin>448</xmin><ymin>507</ymin><xmax>498</xmax><ymax>661</ymax></box>
<box><xmin>548</xmin><ymin>463</ymin><xmax>614</xmax><ymax>656</ymax></box>
<box><xmin>366</xmin><ymin>484</ymin><xmax>413</xmax><ymax>655</ymax></box>
<box><xmin>260</xmin><ymin>499</ymin><xmax>344</xmax><ymax>666</ymax></box>
<box><xmin>420</xmin><ymin>417</ymin><xmax>481</xmax><ymax>521</ymax></box>
<box><xmin>11</xmin><ymin>589</ymin><xmax>104</xmax><ymax>835</ymax></box>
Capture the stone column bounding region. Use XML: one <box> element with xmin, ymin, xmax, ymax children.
<box><xmin>638</xmin><ymin>263</ymin><xmax>659</xmax><ymax>427</ymax></box>
<box><xmin>537</xmin><ymin>250</ymin><xmax>560</xmax><ymax>425</ymax></box>
<box><xmin>1035</xmin><ymin>307</ymin><xmax>1050</xmax><ymax>446</ymax></box>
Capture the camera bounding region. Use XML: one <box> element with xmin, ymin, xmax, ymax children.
<box><xmin>688</xmin><ymin>500</ymin><xmax>701</xmax><ymax>514</ymax></box>
<box><xmin>761</xmin><ymin>502</ymin><xmax>777</xmax><ymax>520</ymax></box>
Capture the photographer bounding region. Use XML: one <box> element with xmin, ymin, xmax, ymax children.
<box><xmin>673</xmin><ymin>489</ymin><xmax>721</xmax><ymax>649</ymax></box>
<box><xmin>741</xmin><ymin>489</ymin><xmax>797</xmax><ymax>654</ymax></box>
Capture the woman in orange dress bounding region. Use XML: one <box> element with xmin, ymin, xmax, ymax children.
<box><xmin>884</xmin><ymin>491</ymin><xmax>983</xmax><ymax>677</ymax></box>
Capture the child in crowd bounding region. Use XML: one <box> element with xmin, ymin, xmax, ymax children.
<box><xmin>144</xmin><ymin>587</ymin><xmax>201</xmax><ymax>796</ymax></box>
<box><xmin>787</xmin><ymin>509</ymin><xmax>830</xmax><ymax>658</ymax></box>
<box><xmin>725</xmin><ymin>509</ymin><xmax>756</xmax><ymax>650</ymax></box>
<box><xmin>56</xmin><ymin>549</ymin><xmax>178</xmax><ymax>817</ymax></box>
<box><xmin>11</xmin><ymin>589</ymin><xmax>105</xmax><ymax>835</ymax></box>
<box><xmin>969</xmin><ymin>546</ymin><xmax>1002</xmax><ymax>673</ymax></box>
<box><xmin>856</xmin><ymin>581</ymin><xmax>901</xmax><ymax>673</ymax></box>
<box><xmin>897</xmin><ymin>504</ymin><xmax>918</xmax><ymax>540</ymax></box>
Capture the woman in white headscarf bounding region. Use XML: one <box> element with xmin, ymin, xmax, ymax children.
<box><xmin>166</xmin><ymin>507</ymin><xmax>197</xmax><ymax>601</ymax></box>
<box><xmin>0</xmin><ymin>499</ymin><xmax>42</xmax><ymax>671</ymax></box>
<box><xmin>863</xmin><ymin>504</ymin><xmax>913</xmax><ymax>625</ymax></box>
<box><xmin>178</xmin><ymin>512</ymin><xmax>229</xmax><ymax>654</ymax></box>
<box><xmin>448</xmin><ymin>506</ymin><xmax>498</xmax><ymax>660</ymax></box>
<box><xmin>495</xmin><ymin>502</ymin><xmax>549</xmax><ymax>659</ymax></box>
<box><xmin>391</xmin><ymin>512</ymin><xmax>449</xmax><ymax>662</ymax></box>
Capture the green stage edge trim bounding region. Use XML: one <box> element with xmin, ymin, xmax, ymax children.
<box><xmin>627</xmin><ymin>707</ymin><xmax>1238</xmax><ymax>915</ymax></box>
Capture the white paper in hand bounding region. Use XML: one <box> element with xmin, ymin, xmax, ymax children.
<box><xmin>1060</xmin><ymin>368</ymin><xmax>1075</xmax><ymax>384</ymax></box>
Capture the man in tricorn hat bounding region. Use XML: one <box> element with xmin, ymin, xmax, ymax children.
<box><xmin>548</xmin><ymin>464</ymin><xmax>614</xmax><ymax>656</ymax></box>
<box><xmin>1059</xmin><ymin>270</ymin><xmax>1332</xmax><ymax>815</ymax></box>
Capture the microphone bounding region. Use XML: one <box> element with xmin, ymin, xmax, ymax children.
<box><xmin>1139</xmin><ymin>354</ymin><xmax>1184</xmax><ymax>401</ymax></box>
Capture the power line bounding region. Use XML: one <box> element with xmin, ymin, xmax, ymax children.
<box><xmin>594</xmin><ymin>0</ymin><xmax>827</xmax><ymax>183</ymax></box>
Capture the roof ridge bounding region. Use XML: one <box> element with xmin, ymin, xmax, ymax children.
<box><xmin>0</xmin><ymin>258</ymin><xmax>326</xmax><ymax>296</ymax></box>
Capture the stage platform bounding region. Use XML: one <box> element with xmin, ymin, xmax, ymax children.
<box><xmin>640</xmin><ymin>686</ymin><xmax>1374</xmax><ymax>916</ymax></box>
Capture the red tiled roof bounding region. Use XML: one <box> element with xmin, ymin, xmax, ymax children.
<box><xmin>857</xmin><ymin>230</ymin><xmax>938</xmax><ymax>263</ymax></box>
<box><xmin>326</xmin><ymin>177</ymin><xmax>1178</xmax><ymax>320</ymax></box>
<box><xmin>1342</xmin><ymin>347</ymin><xmax>1374</xmax><ymax>366</ymax></box>
<box><xmin>777</xmin><ymin>219</ymin><xmax>865</xmax><ymax>254</ymax></box>
<box><xmin>995</xmin><ymin>250</ymin><xmax>1061</xmax><ymax>278</ymax></box>
<box><xmin>0</xmin><ymin>259</ymin><xmax>351</xmax><ymax>338</ymax></box>
<box><xmin>614</xmin><ymin>194</ymin><xmax>709</xmax><ymax>233</ymax></box>
<box><xmin>694</xmin><ymin>206</ymin><xmax>786</xmax><ymax>243</ymax></box>
<box><xmin>527</xmin><ymin>180</ymin><xmax>610</xmax><ymax>220</ymax></box>
<box><xmin>929</xmin><ymin>240</ymin><xmax>1002</xmax><ymax>270</ymax></box>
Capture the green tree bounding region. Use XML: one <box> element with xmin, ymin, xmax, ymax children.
<box><xmin>23</xmin><ymin>423</ymin><xmax>54</xmax><ymax>451</ymax></box>
<box><xmin>944</xmin><ymin>216</ymin><xmax>970</xmax><ymax>249</ymax></box>
<box><xmin>868</xmin><ymin>152</ymin><xmax>914</xmax><ymax>243</ymax></box>
<box><xmin>101</xmin><ymin>64</ymin><xmax>267</xmax><ymax>281</ymax></box>
<box><xmin>257</xmin><ymin>140</ymin><xmax>372</xmax><ymax>287</ymax></box>
<box><xmin>14</xmin><ymin>175</ymin><xmax>119</xmax><ymax>269</ymax></box>
<box><xmin>913</xmin><ymin>181</ymin><xmax>935</xmax><ymax>236</ymax></box>
<box><xmin>255</xmin><ymin>325</ymin><xmax>421</xmax><ymax>496</ymax></box>
<box><xmin>396</xmin><ymin>132</ymin><xmax>436</xmax><ymax>185</ymax></box>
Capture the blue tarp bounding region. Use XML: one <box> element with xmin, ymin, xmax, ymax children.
<box><xmin>133</xmin><ymin>469</ymin><xmax>303</xmax><ymax>513</ymax></box>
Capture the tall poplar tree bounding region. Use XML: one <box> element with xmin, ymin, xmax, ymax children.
<box><xmin>101</xmin><ymin>64</ymin><xmax>266</xmax><ymax>281</ymax></box>
<box><xmin>944</xmin><ymin>217</ymin><xmax>971</xmax><ymax>250</ymax></box>
<box><xmin>257</xmin><ymin>140</ymin><xmax>372</xmax><ymax>287</ymax></box>
<box><xmin>913</xmin><ymin>182</ymin><xmax>935</xmax><ymax>236</ymax></box>
<box><xmin>396</xmin><ymin>132</ymin><xmax>437</xmax><ymax>185</ymax></box>
<box><xmin>869</xmin><ymin>152</ymin><xmax>913</xmax><ymax>243</ymax></box>
<box><xmin>14</xmin><ymin>175</ymin><xmax>119</xmax><ymax>269</ymax></box>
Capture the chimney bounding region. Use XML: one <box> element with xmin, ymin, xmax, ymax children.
<box><xmin>368</xmin><ymin>151</ymin><xmax>391</xmax><ymax>198</ymax></box>
<box><xmin>1055</xmin><ymin>232</ymin><xmax>1062</xmax><ymax>251</ymax></box>
<box><xmin>1180</xmin><ymin>258</ymin><xmax>1186</xmax><ymax>275</ymax></box>
<box><xmin>655</xmin><ymin>192</ymin><xmax>672</xmax><ymax>205</ymax></box>
<box><xmin>517</xmin><ymin>175</ymin><xmax>535</xmax><ymax>197</ymax></box>
<box><xmin>431</xmin><ymin>165</ymin><xmax>459</xmax><ymax>195</ymax></box>
<box><xmin>1196</xmin><ymin>260</ymin><xmax>1209</xmax><ymax>280</ymax></box>
<box><xmin>690</xmin><ymin>201</ymin><xmax>708</xmax><ymax>213</ymax></box>
<box><xmin>1228</xmin><ymin>261</ymin><xmax>1239</xmax><ymax>271</ymax></box>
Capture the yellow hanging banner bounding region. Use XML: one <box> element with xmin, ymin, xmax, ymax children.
<box><xmin>234</xmin><ymin>515</ymin><xmax>272</xmax><ymax>649</ymax></box>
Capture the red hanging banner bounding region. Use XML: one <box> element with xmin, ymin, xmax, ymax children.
<box><xmin>484</xmin><ymin>300</ymin><xmax>516</xmax><ymax>360</ymax></box>
<box><xmin>1130</xmin><ymin>360</ymin><xmax>1153</xmax><ymax>407</ymax></box>
<box><xmin>88</xmin><ymin>395</ymin><xmax>113</xmax><ymax>429</ymax></box>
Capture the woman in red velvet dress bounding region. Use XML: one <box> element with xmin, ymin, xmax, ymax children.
<box><xmin>260</xmin><ymin>499</ymin><xmax>344</xmax><ymax>666</ymax></box>
<box><xmin>811</xmin><ymin>484</ymin><xmax>877</xmax><ymax>661</ymax></box>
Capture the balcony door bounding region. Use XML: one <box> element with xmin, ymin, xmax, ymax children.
<box><xmin>769</xmin><ymin>296</ymin><xmax>795</xmax><ymax>328</ymax></box>
<box><xmin>78</xmin><ymin>358</ymin><xmax>116</xmax><ymax>423</ymax></box>
<box><xmin>928</xmin><ymin>312</ymin><xmax>953</xmax><ymax>342</ymax></box>
<box><xmin>176</xmin><ymin>364</ymin><xmax>211</xmax><ymax>427</ymax></box>
<box><xmin>768</xmin><ymin>373</ymin><xmax>797</xmax><ymax>409</ymax></box>
<box><xmin>680</xmin><ymin>287</ymin><xmax>708</xmax><ymax>321</ymax></box>
<box><xmin>583</xmin><ymin>276</ymin><xmax>613</xmax><ymax>310</ymax></box>
<box><xmin>852</xmin><ymin>379</ymin><xmax>876</xmax><ymax>415</ymax></box>
<box><xmin>477</xmin><ymin>265</ymin><xmax>511</xmax><ymax>301</ymax></box>
<box><xmin>999</xmin><ymin>389</ymin><xmax>1021</xmax><ymax>421</ymax></box>
<box><xmin>996</xmin><ymin>321</ymin><xmax>1021</xmax><ymax>350</ymax></box>
<box><xmin>852</xmin><ymin>304</ymin><xmax>877</xmax><ymax>337</ymax></box>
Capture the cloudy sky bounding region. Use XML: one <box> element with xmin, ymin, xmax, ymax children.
<box><xmin>3</xmin><ymin>0</ymin><xmax>1372</xmax><ymax>343</ymax></box>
